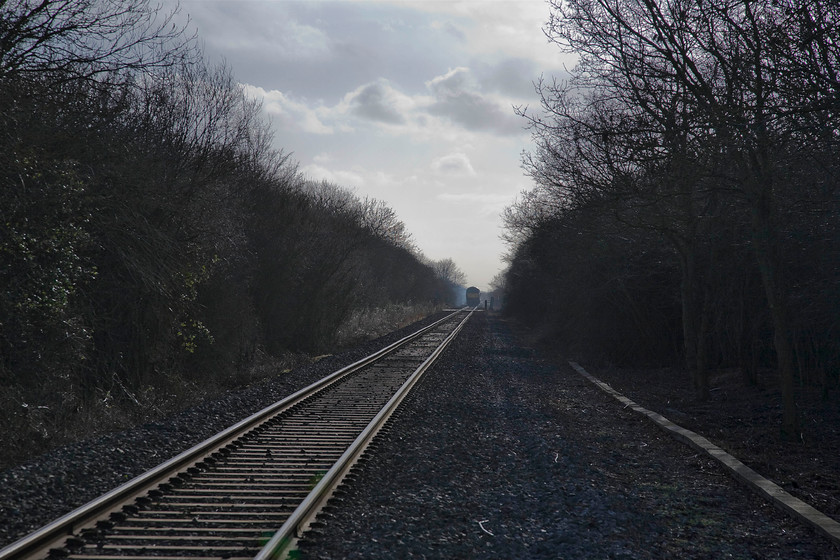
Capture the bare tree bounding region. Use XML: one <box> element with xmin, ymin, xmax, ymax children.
<box><xmin>358</xmin><ymin>197</ymin><xmax>414</xmax><ymax>251</ymax></box>
<box><xmin>0</xmin><ymin>0</ymin><xmax>195</xmax><ymax>91</ymax></box>
<box><xmin>516</xmin><ymin>63</ymin><xmax>725</xmax><ymax>398</ymax></box>
<box><xmin>529</xmin><ymin>0</ymin><xmax>840</xmax><ymax>435</ymax></box>
<box><xmin>430</xmin><ymin>258</ymin><xmax>466</xmax><ymax>287</ymax></box>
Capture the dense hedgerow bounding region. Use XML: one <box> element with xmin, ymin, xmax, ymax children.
<box><xmin>0</xmin><ymin>0</ymin><xmax>455</xmax><ymax>467</ymax></box>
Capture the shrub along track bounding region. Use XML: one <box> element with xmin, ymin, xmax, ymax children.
<box><xmin>0</xmin><ymin>310</ymin><xmax>474</xmax><ymax>560</ymax></box>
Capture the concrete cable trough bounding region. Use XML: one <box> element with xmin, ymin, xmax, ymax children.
<box><xmin>569</xmin><ymin>361</ymin><xmax>840</xmax><ymax>548</ymax></box>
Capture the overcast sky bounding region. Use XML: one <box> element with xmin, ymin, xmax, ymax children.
<box><xmin>167</xmin><ymin>0</ymin><xmax>573</xmax><ymax>289</ymax></box>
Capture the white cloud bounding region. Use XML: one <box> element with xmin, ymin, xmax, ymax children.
<box><xmin>437</xmin><ymin>192</ymin><xmax>475</xmax><ymax>203</ymax></box>
<box><xmin>426</xmin><ymin>66</ymin><xmax>474</xmax><ymax>96</ymax></box>
<box><xmin>431</xmin><ymin>153</ymin><xmax>476</xmax><ymax>176</ymax></box>
<box><xmin>245</xmin><ymin>66</ymin><xmax>526</xmax><ymax>143</ymax></box>
<box><xmin>273</xmin><ymin>19</ymin><xmax>333</xmax><ymax>60</ymax></box>
<box><xmin>437</xmin><ymin>192</ymin><xmax>516</xmax><ymax>215</ymax></box>
<box><xmin>389</xmin><ymin>0</ymin><xmax>571</xmax><ymax>71</ymax></box>
<box><xmin>242</xmin><ymin>84</ymin><xmax>335</xmax><ymax>135</ymax></box>
<box><xmin>169</xmin><ymin>0</ymin><xmax>559</xmax><ymax>286</ymax></box>
<box><xmin>430</xmin><ymin>19</ymin><xmax>467</xmax><ymax>42</ymax></box>
<box><xmin>178</xmin><ymin>1</ymin><xmax>332</xmax><ymax>60</ymax></box>
<box><xmin>300</xmin><ymin>163</ymin><xmax>366</xmax><ymax>188</ymax></box>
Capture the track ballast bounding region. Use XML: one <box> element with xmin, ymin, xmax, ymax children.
<box><xmin>1</xmin><ymin>309</ymin><xmax>475</xmax><ymax>560</ymax></box>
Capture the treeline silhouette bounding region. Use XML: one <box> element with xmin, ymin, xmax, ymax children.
<box><xmin>502</xmin><ymin>0</ymin><xmax>840</xmax><ymax>436</ymax></box>
<box><xmin>0</xmin><ymin>0</ymin><xmax>454</xmax><ymax>463</ymax></box>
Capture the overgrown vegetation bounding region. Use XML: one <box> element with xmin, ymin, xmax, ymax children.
<box><xmin>502</xmin><ymin>0</ymin><xmax>840</xmax><ymax>437</ymax></box>
<box><xmin>0</xmin><ymin>0</ymin><xmax>457</xmax><ymax>467</ymax></box>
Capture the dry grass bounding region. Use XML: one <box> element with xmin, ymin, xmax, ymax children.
<box><xmin>0</xmin><ymin>350</ymin><xmax>311</xmax><ymax>471</ymax></box>
<box><xmin>0</xmin><ymin>304</ymin><xmax>439</xmax><ymax>471</ymax></box>
<box><xmin>335</xmin><ymin>303</ymin><xmax>439</xmax><ymax>348</ymax></box>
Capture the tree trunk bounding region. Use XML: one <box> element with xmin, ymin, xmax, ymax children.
<box><xmin>695</xmin><ymin>282</ymin><xmax>712</xmax><ymax>401</ymax></box>
<box><xmin>750</xmin><ymin>200</ymin><xmax>798</xmax><ymax>438</ymax></box>
<box><xmin>680</xmin><ymin>251</ymin><xmax>699</xmax><ymax>374</ymax></box>
<box><xmin>736</xmin><ymin>300</ymin><xmax>759</xmax><ymax>386</ymax></box>
<box><xmin>678</xmin><ymin>242</ymin><xmax>709</xmax><ymax>400</ymax></box>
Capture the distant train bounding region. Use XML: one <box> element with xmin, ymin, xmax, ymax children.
<box><xmin>465</xmin><ymin>286</ymin><xmax>480</xmax><ymax>308</ymax></box>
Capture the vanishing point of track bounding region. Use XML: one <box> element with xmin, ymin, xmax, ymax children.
<box><xmin>1</xmin><ymin>309</ymin><xmax>476</xmax><ymax>560</ymax></box>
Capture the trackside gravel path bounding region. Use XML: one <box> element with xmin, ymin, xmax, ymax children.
<box><xmin>297</xmin><ymin>313</ymin><xmax>839</xmax><ymax>559</ymax></box>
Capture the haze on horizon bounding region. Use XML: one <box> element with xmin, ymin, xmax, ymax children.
<box><xmin>165</xmin><ymin>0</ymin><xmax>574</xmax><ymax>289</ymax></box>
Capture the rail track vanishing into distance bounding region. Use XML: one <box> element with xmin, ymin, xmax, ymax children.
<box><xmin>1</xmin><ymin>309</ymin><xmax>476</xmax><ymax>560</ymax></box>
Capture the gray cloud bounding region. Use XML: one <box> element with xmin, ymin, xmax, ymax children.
<box><xmin>426</xmin><ymin>68</ymin><xmax>523</xmax><ymax>136</ymax></box>
<box><xmin>348</xmin><ymin>81</ymin><xmax>406</xmax><ymax>124</ymax></box>
<box><xmin>439</xmin><ymin>21</ymin><xmax>467</xmax><ymax>43</ymax></box>
<box><xmin>475</xmin><ymin>58</ymin><xmax>540</xmax><ymax>98</ymax></box>
<box><xmin>174</xmin><ymin>0</ymin><xmax>467</xmax><ymax>104</ymax></box>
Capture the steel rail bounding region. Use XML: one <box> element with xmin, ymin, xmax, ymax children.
<box><xmin>254</xmin><ymin>307</ymin><xmax>475</xmax><ymax>560</ymax></box>
<box><xmin>0</xmin><ymin>310</ymin><xmax>466</xmax><ymax>560</ymax></box>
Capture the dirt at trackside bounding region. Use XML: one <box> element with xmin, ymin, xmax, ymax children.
<box><xmin>565</xmin><ymin>359</ymin><xmax>840</xmax><ymax>523</ymax></box>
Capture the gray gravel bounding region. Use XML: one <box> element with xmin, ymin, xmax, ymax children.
<box><xmin>2</xmin><ymin>311</ymin><xmax>838</xmax><ymax>559</ymax></box>
<box><xmin>0</xmin><ymin>313</ymin><xmax>446</xmax><ymax>550</ymax></box>
<box><xmin>298</xmin><ymin>313</ymin><xmax>839</xmax><ymax>559</ymax></box>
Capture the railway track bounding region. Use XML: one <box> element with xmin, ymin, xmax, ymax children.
<box><xmin>1</xmin><ymin>309</ymin><xmax>475</xmax><ymax>560</ymax></box>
